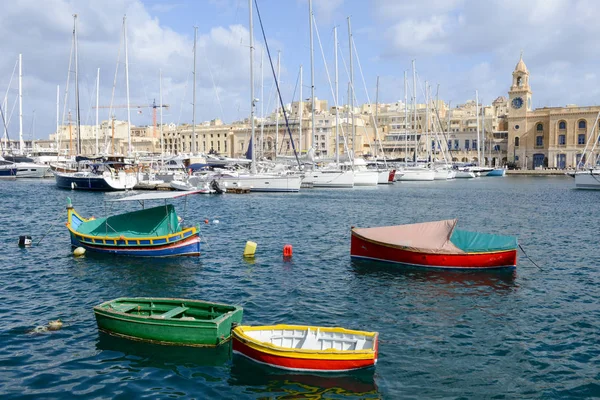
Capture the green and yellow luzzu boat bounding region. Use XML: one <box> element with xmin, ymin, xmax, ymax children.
<box><xmin>93</xmin><ymin>297</ymin><xmax>243</xmax><ymax>347</ymax></box>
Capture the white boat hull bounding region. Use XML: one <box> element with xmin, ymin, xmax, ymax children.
<box><xmin>216</xmin><ymin>174</ymin><xmax>302</xmax><ymax>192</ymax></box>
<box><xmin>397</xmin><ymin>169</ymin><xmax>435</xmax><ymax>181</ymax></box>
<box><xmin>455</xmin><ymin>171</ymin><xmax>476</xmax><ymax>179</ymax></box>
<box><xmin>433</xmin><ymin>169</ymin><xmax>452</xmax><ymax>180</ymax></box>
<box><xmin>353</xmin><ymin>170</ymin><xmax>379</xmax><ymax>186</ymax></box>
<box><xmin>303</xmin><ymin>170</ymin><xmax>354</xmax><ymax>188</ymax></box>
<box><xmin>574</xmin><ymin>170</ymin><xmax>600</xmax><ymax>189</ymax></box>
<box><xmin>14</xmin><ymin>163</ymin><xmax>50</xmax><ymax>178</ymax></box>
<box><xmin>377</xmin><ymin>170</ymin><xmax>394</xmax><ymax>184</ymax></box>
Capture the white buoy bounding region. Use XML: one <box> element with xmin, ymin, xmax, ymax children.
<box><xmin>73</xmin><ymin>247</ymin><xmax>85</xmax><ymax>257</ymax></box>
<box><xmin>213</xmin><ymin>220</ymin><xmax>220</xmax><ymax>224</ymax></box>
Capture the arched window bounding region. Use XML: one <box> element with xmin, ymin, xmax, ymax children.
<box><xmin>516</xmin><ymin>77</ymin><xmax>522</xmax><ymax>87</ymax></box>
<box><xmin>536</xmin><ymin>123</ymin><xmax>543</xmax><ymax>131</ymax></box>
<box><xmin>514</xmin><ymin>137</ymin><xmax>520</xmax><ymax>147</ymax></box>
<box><xmin>559</xmin><ymin>135</ymin><xmax>566</xmax><ymax>145</ymax></box>
<box><xmin>559</xmin><ymin>121</ymin><xmax>566</xmax><ymax>130</ymax></box>
<box><xmin>578</xmin><ymin>120</ymin><xmax>586</xmax><ymax>129</ymax></box>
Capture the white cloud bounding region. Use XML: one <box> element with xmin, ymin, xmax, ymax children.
<box><xmin>0</xmin><ymin>0</ymin><xmax>267</xmax><ymax>141</ymax></box>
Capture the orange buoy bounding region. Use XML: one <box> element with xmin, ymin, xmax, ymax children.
<box><xmin>283</xmin><ymin>244</ymin><xmax>293</xmax><ymax>258</ymax></box>
<box><xmin>204</xmin><ymin>219</ymin><xmax>209</xmax><ymax>224</ymax></box>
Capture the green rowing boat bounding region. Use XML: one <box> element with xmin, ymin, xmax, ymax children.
<box><xmin>93</xmin><ymin>297</ymin><xmax>243</xmax><ymax>347</ymax></box>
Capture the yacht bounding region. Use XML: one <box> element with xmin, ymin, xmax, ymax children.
<box><xmin>573</xmin><ymin>169</ymin><xmax>600</xmax><ymax>189</ymax></box>
<box><xmin>2</xmin><ymin>155</ymin><xmax>50</xmax><ymax>178</ymax></box>
<box><xmin>54</xmin><ymin>158</ymin><xmax>137</xmax><ymax>191</ymax></box>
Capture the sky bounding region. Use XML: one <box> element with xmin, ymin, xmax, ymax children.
<box><xmin>1</xmin><ymin>0</ymin><xmax>600</xmax><ymax>141</ymax></box>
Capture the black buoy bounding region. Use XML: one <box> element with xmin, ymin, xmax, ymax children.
<box><xmin>18</xmin><ymin>235</ymin><xmax>32</xmax><ymax>247</ymax></box>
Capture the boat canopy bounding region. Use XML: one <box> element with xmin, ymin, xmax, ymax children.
<box><xmin>352</xmin><ymin>219</ymin><xmax>517</xmax><ymax>254</ymax></box>
<box><xmin>107</xmin><ymin>190</ymin><xmax>202</xmax><ymax>202</ymax></box>
<box><xmin>76</xmin><ymin>204</ymin><xmax>180</xmax><ymax>238</ymax></box>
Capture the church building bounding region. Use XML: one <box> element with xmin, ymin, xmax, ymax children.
<box><xmin>507</xmin><ymin>56</ymin><xmax>600</xmax><ymax>169</ymax></box>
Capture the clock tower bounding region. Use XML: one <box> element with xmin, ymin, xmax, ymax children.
<box><xmin>507</xmin><ymin>54</ymin><xmax>532</xmax><ymax>163</ymax></box>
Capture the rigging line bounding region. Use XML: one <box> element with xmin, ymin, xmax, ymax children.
<box><xmin>279</xmin><ymin>67</ymin><xmax>300</xmax><ymax>154</ymax></box>
<box><xmin>351</xmin><ymin>37</ymin><xmax>386</xmax><ymax>165</ymax></box>
<box><xmin>254</xmin><ymin>0</ymin><xmax>300</xmax><ymax>167</ymax></box>
<box><xmin>177</xmin><ymin>71</ymin><xmax>191</xmax><ymax>127</ymax></box>
<box><xmin>201</xmin><ymin>45</ymin><xmax>226</xmax><ymax>123</ymax></box>
<box><xmin>312</xmin><ymin>18</ymin><xmax>351</xmax><ymax>160</ymax></box>
<box><xmin>335</xmin><ymin>37</ymin><xmax>359</xmax><ymax>160</ymax></box>
<box><xmin>518</xmin><ymin>243</ymin><xmax>542</xmax><ymax>271</ymax></box>
<box><xmin>1</xmin><ymin>58</ymin><xmax>18</xmax><ymax>127</ymax></box>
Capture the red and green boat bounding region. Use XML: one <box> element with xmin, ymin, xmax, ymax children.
<box><xmin>351</xmin><ymin>219</ymin><xmax>517</xmax><ymax>269</ymax></box>
<box><xmin>94</xmin><ymin>297</ymin><xmax>243</xmax><ymax>347</ymax></box>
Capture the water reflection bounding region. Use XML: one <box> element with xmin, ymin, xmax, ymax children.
<box><xmin>95</xmin><ymin>332</ymin><xmax>231</xmax><ymax>369</ymax></box>
<box><xmin>229</xmin><ymin>354</ymin><xmax>379</xmax><ymax>399</ymax></box>
<box><xmin>351</xmin><ymin>259</ymin><xmax>517</xmax><ymax>291</ymax></box>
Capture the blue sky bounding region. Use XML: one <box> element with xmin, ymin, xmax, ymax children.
<box><xmin>1</xmin><ymin>0</ymin><xmax>599</xmax><ymax>140</ymax></box>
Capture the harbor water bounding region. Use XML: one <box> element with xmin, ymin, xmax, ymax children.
<box><xmin>0</xmin><ymin>176</ymin><xmax>598</xmax><ymax>399</ymax></box>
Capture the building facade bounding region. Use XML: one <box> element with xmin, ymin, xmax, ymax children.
<box><xmin>507</xmin><ymin>56</ymin><xmax>600</xmax><ymax>169</ymax></box>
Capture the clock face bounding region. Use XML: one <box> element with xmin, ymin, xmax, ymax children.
<box><xmin>512</xmin><ymin>97</ymin><xmax>523</xmax><ymax>109</ymax></box>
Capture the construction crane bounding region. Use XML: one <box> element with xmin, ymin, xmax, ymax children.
<box><xmin>93</xmin><ymin>99</ymin><xmax>169</xmax><ymax>138</ymax></box>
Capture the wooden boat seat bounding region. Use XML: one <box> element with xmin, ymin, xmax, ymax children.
<box><xmin>154</xmin><ymin>306</ymin><xmax>189</xmax><ymax>319</ymax></box>
<box><xmin>111</xmin><ymin>304</ymin><xmax>138</xmax><ymax>313</ymax></box>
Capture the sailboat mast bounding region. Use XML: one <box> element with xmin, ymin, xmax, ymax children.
<box><xmin>348</xmin><ymin>16</ymin><xmax>354</xmax><ymax>161</ymax></box>
<box><xmin>73</xmin><ymin>16</ymin><xmax>81</xmax><ymax>156</ymax></box>
<box><xmin>124</xmin><ymin>15</ymin><xmax>132</xmax><ymax>156</ymax></box>
<box><xmin>95</xmin><ymin>68</ymin><xmax>99</xmax><ymax>155</ymax></box>
<box><xmin>309</xmin><ymin>0</ymin><xmax>316</xmax><ymax>153</ymax></box>
<box><xmin>375</xmin><ymin>76</ymin><xmax>379</xmax><ymax>159</ymax></box>
<box><xmin>160</xmin><ymin>69</ymin><xmax>164</xmax><ymax>168</ymax></box>
<box><xmin>275</xmin><ymin>50</ymin><xmax>281</xmax><ymax>158</ymax></box>
<box><xmin>18</xmin><ymin>53</ymin><xmax>24</xmax><ymax>154</ymax></box>
<box><xmin>248</xmin><ymin>0</ymin><xmax>257</xmax><ymax>174</ymax></box>
<box><xmin>404</xmin><ymin>70</ymin><xmax>408</xmax><ymax>166</ymax></box>
<box><xmin>299</xmin><ymin>64</ymin><xmax>303</xmax><ymax>154</ymax></box>
<box><xmin>425</xmin><ymin>80</ymin><xmax>429</xmax><ymax>164</ymax></box>
<box><xmin>334</xmin><ymin>26</ymin><xmax>339</xmax><ymax>165</ymax></box>
<box><xmin>192</xmin><ymin>26</ymin><xmax>197</xmax><ymax>155</ymax></box>
<box><xmin>259</xmin><ymin>49</ymin><xmax>264</xmax><ymax>158</ymax></box>
<box><xmin>412</xmin><ymin>60</ymin><xmax>417</xmax><ymax>163</ymax></box>
<box><xmin>475</xmin><ymin>89</ymin><xmax>480</xmax><ymax>165</ymax></box>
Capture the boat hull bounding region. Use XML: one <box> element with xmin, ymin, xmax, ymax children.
<box><xmin>303</xmin><ymin>170</ymin><xmax>354</xmax><ymax>188</ymax></box>
<box><xmin>14</xmin><ymin>163</ymin><xmax>50</xmax><ymax>178</ymax></box>
<box><xmin>233</xmin><ymin>337</ymin><xmax>376</xmax><ymax>372</ymax></box>
<box><xmin>232</xmin><ymin>325</ymin><xmax>378</xmax><ymax>372</ymax></box>
<box><xmin>94</xmin><ymin>297</ymin><xmax>243</xmax><ymax>347</ymax></box>
<box><xmin>55</xmin><ymin>172</ymin><xmax>137</xmax><ymax>191</ymax></box>
<box><xmin>216</xmin><ymin>174</ymin><xmax>302</xmax><ymax>192</ymax></box>
<box><xmin>486</xmin><ymin>168</ymin><xmax>506</xmax><ymax>177</ymax></box>
<box><xmin>351</xmin><ymin>231</ymin><xmax>517</xmax><ymax>269</ymax></box>
<box><xmin>396</xmin><ymin>169</ymin><xmax>435</xmax><ymax>181</ymax></box>
<box><xmin>353</xmin><ymin>170</ymin><xmax>379</xmax><ymax>186</ymax></box>
<box><xmin>70</xmin><ymin>233</ymin><xmax>201</xmax><ymax>257</ymax></box>
<box><xmin>574</xmin><ymin>170</ymin><xmax>600</xmax><ymax>189</ymax></box>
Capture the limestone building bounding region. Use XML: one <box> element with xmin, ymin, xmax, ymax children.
<box><xmin>507</xmin><ymin>56</ymin><xmax>600</xmax><ymax>169</ymax></box>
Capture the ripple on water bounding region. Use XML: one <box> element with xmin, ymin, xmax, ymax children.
<box><xmin>0</xmin><ymin>177</ymin><xmax>599</xmax><ymax>398</ymax></box>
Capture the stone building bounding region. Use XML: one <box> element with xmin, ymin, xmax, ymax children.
<box><xmin>507</xmin><ymin>56</ymin><xmax>600</xmax><ymax>169</ymax></box>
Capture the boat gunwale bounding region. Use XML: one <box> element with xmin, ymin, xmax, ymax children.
<box><xmin>232</xmin><ymin>325</ymin><xmax>378</xmax><ymax>360</ymax></box>
<box><xmin>351</xmin><ymin>228</ymin><xmax>517</xmax><ymax>256</ymax></box>
<box><xmin>94</xmin><ymin>297</ymin><xmax>242</xmax><ymax>326</ymax></box>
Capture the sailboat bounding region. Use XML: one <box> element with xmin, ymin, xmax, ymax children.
<box><xmin>397</xmin><ymin>61</ymin><xmax>435</xmax><ymax>182</ymax></box>
<box><xmin>203</xmin><ymin>0</ymin><xmax>301</xmax><ymax>193</ymax></box>
<box><xmin>54</xmin><ymin>15</ymin><xmax>137</xmax><ymax>191</ymax></box>
<box><xmin>302</xmin><ymin>17</ymin><xmax>354</xmax><ymax>188</ymax></box>
<box><xmin>573</xmin><ymin>112</ymin><xmax>600</xmax><ymax>189</ymax></box>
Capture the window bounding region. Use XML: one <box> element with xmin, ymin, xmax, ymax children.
<box><xmin>448</xmin><ymin>140</ymin><xmax>452</xmax><ymax>149</ymax></box>
<box><xmin>578</xmin><ymin>134</ymin><xmax>585</xmax><ymax>144</ymax></box>
<box><xmin>559</xmin><ymin>135</ymin><xmax>566</xmax><ymax>145</ymax></box>
<box><xmin>536</xmin><ymin>136</ymin><xmax>543</xmax><ymax>146</ymax></box>
<box><xmin>454</xmin><ymin>139</ymin><xmax>459</xmax><ymax>150</ymax></box>
<box><xmin>431</xmin><ymin>140</ymin><xmax>436</xmax><ymax>149</ymax></box>
<box><xmin>579</xmin><ymin>120</ymin><xmax>586</xmax><ymax>129</ymax></box>
<box><xmin>559</xmin><ymin>121</ymin><xmax>566</xmax><ymax>130</ymax></box>
<box><xmin>514</xmin><ymin>137</ymin><xmax>520</xmax><ymax>147</ymax></box>
<box><xmin>515</xmin><ymin>125</ymin><xmax>520</xmax><ymax>130</ymax></box>
<box><xmin>465</xmin><ymin>139</ymin><xmax>470</xmax><ymax>150</ymax></box>
<box><xmin>472</xmin><ymin>140</ymin><xmax>477</xmax><ymax>150</ymax></box>
<box><xmin>536</xmin><ymin>123</ymin><xmax>543</xmax><ymax>131</ymax></box>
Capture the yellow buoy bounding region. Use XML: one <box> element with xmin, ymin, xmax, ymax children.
<box><xmin>243</xmin><ymin>241</ymin><xmax>257</xmax><ymax>258</ymax></box>
<box><xmin>73</xmin><ymin>247</ymin><xmax>86</xmax><ymax>257</ymax></box>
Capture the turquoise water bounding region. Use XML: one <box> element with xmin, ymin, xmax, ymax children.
<box><xmin>0</xmin><ymin>176</ymin><xmax>598</xmax><ymax>399</ymax></box>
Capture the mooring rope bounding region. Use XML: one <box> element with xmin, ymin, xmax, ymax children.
<box><xmin>518</xmin><ymin>243</ymin><xmax>542</xmax><ymax>271</ymax></box>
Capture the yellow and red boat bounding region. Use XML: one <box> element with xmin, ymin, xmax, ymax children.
<box><xmin>232</xmin><ymin>325</ymin><xmax>378</xmax><ymax>372</ymax></box>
